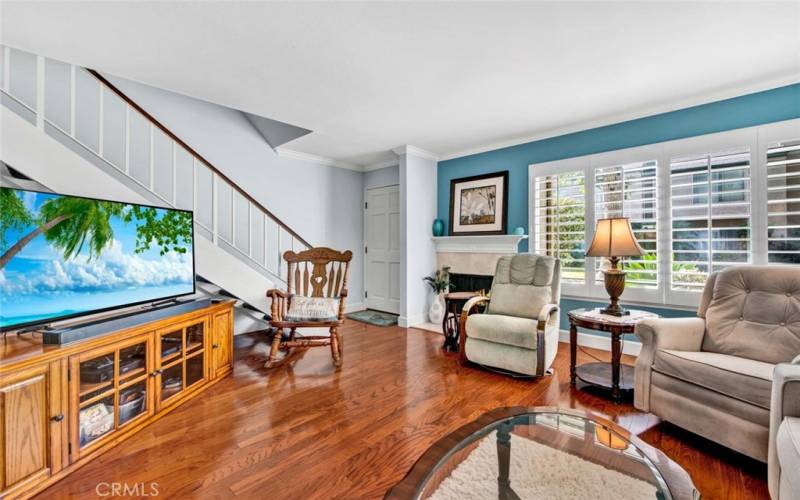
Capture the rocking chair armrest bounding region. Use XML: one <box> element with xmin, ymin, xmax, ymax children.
<box><xmin>267</xmin><ymin>289</ymin><xmax>290</xmax><ymax>299</ymax></box>
<box><xmin>267</xmin><ymin>288</ymin><xmax>291</xmax><ymax>322</ymax></box>
<box><xmin>458</xmin><ymin>296</ymin><xmax>491</xmax><ymax>364</ymax></box>
<box><xmin>337</xmin><ymin>288</ymin><xmax>349</xmax><ymax>320</ymax></box>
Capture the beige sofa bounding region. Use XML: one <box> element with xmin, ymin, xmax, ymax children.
<box><xmin>459</xmin><ymin>254</ymin><xmax>561</xmax><ymax>377</ymax></box>
<box><xmin>634</xmin><ymin>265</ymin><xmax>800</xmax><ymax>461</ymax></box>
<box><xmin>770</xmin><ymin>356</ymin><xmax>800</xmax><ymax>500</ymax></box>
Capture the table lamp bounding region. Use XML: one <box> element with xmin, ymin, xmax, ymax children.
<box><xmin>586</xmin><ymin>217</ymin><xmax>644</xmax><ymax>317</ymax></box>
<box><xmin>595</xmin><ymin>425</ymin><xmax>628</xmax><ymax>450</ymax></box>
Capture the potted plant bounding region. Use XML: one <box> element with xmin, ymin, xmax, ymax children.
<box><xmin>423</xmin><ymin>266</ymin><xmax>451</xmax><ymax>324</ymax></box>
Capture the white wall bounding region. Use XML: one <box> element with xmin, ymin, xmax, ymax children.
<box><xmin>364</xmin><ymin>165</ymin><xmax>399</xmax><ymax>189</ymax></box>
<box><xmin>398</xmin><ymin>150</ymin><xmax>437</xmax><ymax>326</ymax></box>
<box><xmin>104</xmin><ymin>75</ymin><xmax>365</xmax><ymax>308</ymax></box>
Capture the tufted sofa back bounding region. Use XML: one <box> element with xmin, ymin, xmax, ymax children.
<box><xmin>487</xmin><ymin>254</ymin><xmax>561</xmax><ymax>319</ymax></box>
<box><xmin>700</xmin><ymin>266</ymin><xmax>800</xmax><ymax>364</ymax></box>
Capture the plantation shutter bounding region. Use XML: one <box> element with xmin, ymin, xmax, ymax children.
<box><xmin>670</xmin><ymin>148</ymin><xmax>751</xmax><ymax>291</ymax></box>
<box><xmin>766</xmin><ymin>140</ymin><xmax>800</xmax><ymax>265</ymax></box>
<box><xmin>533</xmin><ymin>170</ymin><xmax>586</xmax><ymax>283</ymax></box>
<box><xmin>594</xmin><ymin>161</ymin><xmax>658</xmax><ymax>288</ymax></box>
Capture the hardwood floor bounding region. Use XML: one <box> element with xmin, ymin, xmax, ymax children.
<box><xmin>37</xmin><ymin>322</ymin><xmax>768</xmax><ymax>499</ymax></box>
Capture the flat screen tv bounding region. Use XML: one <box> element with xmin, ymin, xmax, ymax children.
<box><xmin>0</xmin><ymin>188</ymin><xmax>195</xmax><ymax>331</ymax></box>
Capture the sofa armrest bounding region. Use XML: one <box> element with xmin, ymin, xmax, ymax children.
<box><xmin>633</xmin><ymin>317</ymin><xmax>706</xmax><ymax>412</ymax></box>
<box><xmin>769</xmin><ymin>359</ymin><xmax>800</xmax><ymax>499</ymax></box>
<box><xmin>634</xmin><ymin>317</ymin><xmax>706</xmax><ymax>352</ymax></box>
<box><xmin>773</xmin><ymin>360</ymin><xmax>800</xmax><ymax>420</ymax></box>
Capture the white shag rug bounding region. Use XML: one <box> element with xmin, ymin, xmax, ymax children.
<box><xmin>429</xmin><ymin>432</ymin><xmax>658</xmax><ymax>500</ymax></box>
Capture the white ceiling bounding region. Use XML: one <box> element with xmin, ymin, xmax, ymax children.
<box><xmin>2</xmin><ymin>2</ymin><xmax>799</xmax><ymax>169</ymax></box>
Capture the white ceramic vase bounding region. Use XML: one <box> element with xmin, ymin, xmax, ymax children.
<box><xmin>428</xmin><ymin>292</ymin><xmax>446</xmax><ymax>324</ymax></box>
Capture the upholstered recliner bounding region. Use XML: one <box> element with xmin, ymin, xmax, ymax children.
<box><xmin>459</xmin><ymin>254</ymin><xmax>561</xmax><ymax>377</ymax></box>
<box><xmin>770</xmin><ymin>356</ymin><xmax>800</xmax><ymax>500</ymax></box>
<box><xmin>635</xmin><ymin>265</ymin><xmax>800</xmax><ymax>461</ymax></box>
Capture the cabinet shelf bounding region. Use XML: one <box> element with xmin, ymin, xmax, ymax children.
<box><xmin>119</xmin><ymin>372</ymin><xmax>149</xmax><ymax>391</ymax></box>
<box><xmin>160</xmin><ymin>351</ymin><xmax>182</xmax><ymax>364</ymax></box>
<box><xmin>79</xmin><ymin>380</ymin><xmax>113</xmax><ymax>398</ymax></box>
<box><xmin>119</xmin><ymin>366</ymin><xmax>147</xmax><ymax>382</ymax></box>
<box><xmin>79</xmin><ymin>388</ymin><xmax>116</xmax><ymax>409</ymax></box>
<box><xmin>186</xmin><ymin>341</ymin><xmax>203</xmax><ymax>354</ymax></box>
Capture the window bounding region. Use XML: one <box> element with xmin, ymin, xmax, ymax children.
<box><xmin>529</xmin><ymin>120</ymin><xmax>799</xmax><ymax>306</ymax></box>
<box><xmin>533</xmin><ymin>171</ymin><xmax>585</xmax><ymax>283</ymax></box>
<box><xmin>594</xmin><ymin>161</ymin><xmax>658</xmax><ymax>288</ymax></box>
<box><xmin>766</xmin><ymin>140</ymin><xmax>800</xmax><ymax>265</ymax></box>
<box><xmin>669</xmin><ymin>149</ymin><xmax>751</xmax><ymax>291</ymax></box>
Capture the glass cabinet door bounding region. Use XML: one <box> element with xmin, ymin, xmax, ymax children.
<box><xmin>155</xmin><ymin>319</ymin><xmax>208</xmax><ymax>410</ymax></box>
<box><xmin>73</xmin><ymin>335</ymin><xmax>153</xmax><ymax>457</ymax></box>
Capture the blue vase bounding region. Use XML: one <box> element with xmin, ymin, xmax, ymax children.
<box><xmin>432</xmin><ymin>219</ymin><xmax>445</xmax><ymax>237</ymax></box>
<box><xmin>513</xmin><ymin>226</ymin><xmax>525</xmax><ymax>235</ymax></box>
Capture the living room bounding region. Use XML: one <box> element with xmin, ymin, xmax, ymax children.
<box><xmin>1</xmin><ymin>2</ymin><xmax>799</xmax><ymax>499</ymax></box>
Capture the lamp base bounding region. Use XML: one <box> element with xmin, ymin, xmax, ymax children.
<box><xmin>602</xmin><ymin>265</ymin><xmax>628</xmax><ymax>317</ymax></box>
<box><xmin>599</xmin><ymin>304</ymin><xmax>630</xmax><ymax>317</ymax></box>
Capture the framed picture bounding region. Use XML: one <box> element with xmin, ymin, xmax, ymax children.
<box><xmin>449</xmin><ymin>171</ymin><xmax>509</xmax><ymax>235</ymax></box>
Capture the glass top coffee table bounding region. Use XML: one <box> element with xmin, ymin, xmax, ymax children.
<box><xmin>386</xmin><ymin>407</ymin><xmax>698</xmax><ymax>500</ymax></box>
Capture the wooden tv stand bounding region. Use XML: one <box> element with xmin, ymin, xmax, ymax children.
<box><xmin>0</xmin><ymin>300</ymin><xmax>235</xmax><ymax>499</ymax></box>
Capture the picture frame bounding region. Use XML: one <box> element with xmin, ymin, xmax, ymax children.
<box><xmin>448</xmin><ymin>170</ymin><xmax>509</xmax><ymax>236</ymax></box>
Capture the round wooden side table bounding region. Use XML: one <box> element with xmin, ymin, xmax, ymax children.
<box><xmin>568</xmin><ymin>308</ymin><xmax>658</xmax><ymax>401</ymax></box>
<box><xmin>441</xmin><ymin>292</ymin><xmax>482</xmax><ymax>352</ymax></box>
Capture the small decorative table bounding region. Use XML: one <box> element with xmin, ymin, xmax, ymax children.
<box><xmin>568</xmin><ymin>308</ymin><xmax>658</xmax><ymax>401</ymax></box>
<box><xmin>441</xmin><ymin>292</ymin><xmax>483</xmax><ymax>352</ymax></box>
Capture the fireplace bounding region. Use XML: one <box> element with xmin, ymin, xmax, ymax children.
<box><xmin>432</xmin><ymin>234</ymin><xmax>527</xmax><ymax>294</ymax></box>
<box><xmin>449</xmin><ymin>273</ymin><xmax>493</xmax><ymax>295</ymax></box>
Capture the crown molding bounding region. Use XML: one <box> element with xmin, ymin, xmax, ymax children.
<box><xmin>439</xmin><ymin>73</ymin><xmax>800</xmax><ymax>161</ymax></box>
<box><xmin>274</xmin><ymin>147</ymin><xmax>363</xmax><ymax>171</ymax></box>
<box><xmin>392</xmin><ymin>145</ymin><xmax>439</xmax><ymax>162</ymax></box>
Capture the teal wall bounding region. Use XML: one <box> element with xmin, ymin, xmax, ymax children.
<box><xmin>437</xmin><ymin>83</ymin><xmax>800</xmax><ymax>322</ymax></box>
<box><xmin>438</xmin><ymin>83</ymin><xmax>800</xmax><ymax>247</ymax></box>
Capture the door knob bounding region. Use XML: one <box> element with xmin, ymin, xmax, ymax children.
<box><xmin>51</xmin><ymin>414</ymin><xmax>64</xmax><ymax>422</ymax></box>
<box><xmin>212</xmin><ymin>344</ymin><xmax>220</xmax><ymax>349</ymax></box>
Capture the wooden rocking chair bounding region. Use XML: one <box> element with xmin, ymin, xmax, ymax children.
<box><xmin>265</xmin><ymin>247</ymin><xmax>353</xmax><ymax>368</ymax></box>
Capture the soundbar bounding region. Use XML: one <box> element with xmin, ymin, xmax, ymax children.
<box><xmin>42</xmin><ymin>299</ymin><xmax>213</xmax><ymax>345</ymax></box>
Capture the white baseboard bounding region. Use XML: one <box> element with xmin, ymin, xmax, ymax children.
<box><xmin>558</xmin><ymin>330</ymin><xmax>641</xmax><ymax>356</ymax></box>
<box><xmin>345</xmin><ymin>301</ymin><xmax>365</xmax><ymax>313</ymax></box>
<box><xmin>399</xmin><ymin>313</ymin><xmax>426</xmax><ymax>328</ymax></box>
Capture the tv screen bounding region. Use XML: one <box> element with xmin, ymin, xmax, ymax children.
<box><xmin>0</xmin><ymin>188</ymin><xmax>195</xmax><ymax>331</ymax></box>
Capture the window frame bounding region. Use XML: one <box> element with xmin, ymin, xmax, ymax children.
<box><xmin>528</xmin><ymin>118</ymin><xmax>800</xmax><ymax>308</ymax></box>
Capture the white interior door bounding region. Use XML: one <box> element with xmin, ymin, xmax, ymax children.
<box><xmin>365</xmin><ymin>185</ymin><xmax>400</xmax><ymax>314</ymax></box>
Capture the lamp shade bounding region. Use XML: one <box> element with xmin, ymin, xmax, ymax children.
<box><xmin>586</xmin><ymin>217</ymin><xmax>644</xmax><ymax>257</ymax></box>
<box><xmin>595</xmin><ymin>425</ymin><xmax>628</xmax><ymax>450</ymax></box>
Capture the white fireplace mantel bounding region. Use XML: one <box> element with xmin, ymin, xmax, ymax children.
<box><xmin>432</xmin><ymin>234</ymin><xmax>528</xmax><ymax>254</ymax></box>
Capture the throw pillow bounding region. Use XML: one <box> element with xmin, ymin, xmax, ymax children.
<box><xmin>285</xmin><ymin>296</ymin><xmax>340</xmax><ymax>322</ymax></box>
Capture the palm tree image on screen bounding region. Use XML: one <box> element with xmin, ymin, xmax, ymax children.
<box><xmin>0</xmin><ymin>188</ymin><xmax>191</xmax><ymax>269</ymax></box>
